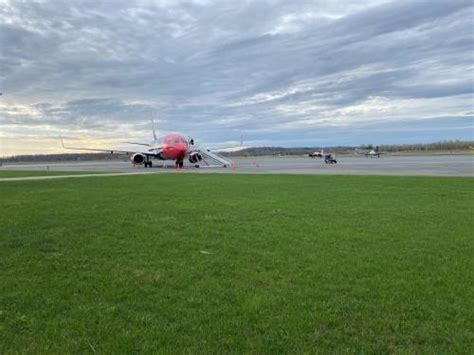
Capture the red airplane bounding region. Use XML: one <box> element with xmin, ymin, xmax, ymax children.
<box><xmin>61</xmin><ymin>121</ymin><xmax>232</xmax><ymax>168</ymax></box>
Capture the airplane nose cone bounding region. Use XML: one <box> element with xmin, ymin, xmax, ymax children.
<box><xmin>177</xmin><ymin>143</ymin><xmax>188</xmax><ymax>154</ymax></box>
<box><xmin>166</xmin><ymin>143</ymin><xmax>188</xmax><ymax>159</ymax></box>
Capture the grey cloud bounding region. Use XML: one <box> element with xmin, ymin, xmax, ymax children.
<box><xmin>1</xmin><ymin>0</ymin><xmax>473</xmax><ymax>152</ymax></box>
<box><xmin>393</xmin><ymin>81</ymin><xmax>474</xmax><ymax>99</ymax></box>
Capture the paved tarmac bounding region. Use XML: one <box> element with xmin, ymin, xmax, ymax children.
<box><xmin>1</xmin><ymin>155</ymin><xmax>473</xmax><ymax>179</ymax></box>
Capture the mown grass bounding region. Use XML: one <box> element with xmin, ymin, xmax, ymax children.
<box><xmin>0</xmin><ymin>174</ymin><xmax>473</xmax><ymax>353</ymax></box>
<box><xmin>0</xmin><ymin>170</ymin><xmax>104</xmax><ymax>178</ymax></box>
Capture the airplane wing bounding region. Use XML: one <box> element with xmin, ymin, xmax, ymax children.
<box><xmin>212</xmin><ymin>146</ymin><xmax>248</xmax><ymax>153</ymax></box>
<box><xmin>194</xmin><ymin>134</ymin><xmax>245</xmax><ymax>153</ymax></box>
<box><xmin>60</xmin><ymin>138</ymin><xmax>161</xmax><ymax>157</ymax></box>
<box><xmin>121</xmin><ymin>141</ymin><xmax>151</xmax><ymax>147</ymax></box>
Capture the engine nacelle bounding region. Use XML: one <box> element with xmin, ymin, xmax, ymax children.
<box><xmin>188</xmin><ymin>151</ymin><xmax>202</xmax><ymax>164</ymax></box>
<box><xmin>131</xmin><ymin>153</ymin><xmax>146</xmax><ymax>165</ymax></box>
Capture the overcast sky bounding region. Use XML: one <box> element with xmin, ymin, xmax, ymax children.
<box><xmin>1</xmin><ymin>0</ymin><xmax>473</xmax><ymax>155</ymax></box>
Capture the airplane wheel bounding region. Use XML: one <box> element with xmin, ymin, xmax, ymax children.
<box><xmin>179</xmin><ymin>161</ymin><xmax>184</xmax><ymax>168</ymax></box>
<box><xmin>149</xmin><ymin>161</ymin><xmax>153</xmax><ymax>167</ymax></box>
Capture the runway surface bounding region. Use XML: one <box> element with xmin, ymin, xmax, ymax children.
<box><xmin>1</xmin><ymin>155</ymin><xmax>473</xmax><ymax>180</ymax></box>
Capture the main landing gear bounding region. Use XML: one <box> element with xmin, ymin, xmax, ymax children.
<box><xmin>175</xmin><ymin>159</ymin><xmax>184</xmax><ymax>169</ymax></box>
<box><xmin>144</xmin><ymin>158</ymin><xmax>153</xmax><ymax>168</ymax></box>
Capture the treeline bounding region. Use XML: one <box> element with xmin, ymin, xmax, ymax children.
<box><xmin>377</xmin><ymin>140</ymin><xmax>474</xmax><ymax>152</ymax></box>
<box><xmin>224</xmin><ymin>140</ymin><xmax>473</xmax><ymax>157</ymax></box>
<box><xmin>0</xmin><ymin>153</ymin><xmax>127</xmax><ymax>163</ymax></box>
<box><xmin>222</xmin><ymin>146</ymin><xmax>353</xmax><ymax>157</ymax></box>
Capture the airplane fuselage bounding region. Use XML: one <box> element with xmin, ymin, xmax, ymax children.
<box><xmin>148</xmin><ymin>134</ymin><xmax>189</xmax><ymax>161</ymax></box>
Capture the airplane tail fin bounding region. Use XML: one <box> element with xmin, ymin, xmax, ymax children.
<box><xmin>151</xmin><ymin>120</ymin><xmax>158</xmax><ymax>141</ymax></box>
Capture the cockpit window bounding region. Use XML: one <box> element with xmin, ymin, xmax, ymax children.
<box><xmin>167</xmin><ymin>136</ymin><xmax>188</xmax><ymax>145</ymax></box>
<box><xmin>172</xmin><ymin>138</ymin><xmax>187</xmax><ymax>144</ymax></box>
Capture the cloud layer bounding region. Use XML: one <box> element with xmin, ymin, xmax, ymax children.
<box><xmin>1</xmin><ymin>0</ymin><xmax>473</xmax><ymax>154</ymax></box>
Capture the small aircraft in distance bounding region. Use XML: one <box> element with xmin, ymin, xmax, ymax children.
<box><xmin>61</xmin><ymin>121</ymin><xmax>233</xmax><ymax>168</ymax></box>
<box><xmin>308</xmin><ymin>149</ymin><xmax>325</xmax><ymax>158</ymax></box>
<box><xmin>308</xmin><ymin>148</ymin><xmax>337</xmax><ymax>163</ymax></box>
<box><xmin>365</xmin><ymin>149</ymin><xmax>382</xmax><ymax>158</ymax></box>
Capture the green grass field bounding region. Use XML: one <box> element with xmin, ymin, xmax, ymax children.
<box><xmin>1</xmin><ymin>174</ymin><xmax>473</xmax><ymax>353</ymax></box>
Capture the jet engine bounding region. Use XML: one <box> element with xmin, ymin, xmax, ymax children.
<box><xmin>131</xmin><ymin>153</ymin><xmax>146</xmax><ymax>165</ymax></box>
<box><xmin>188</xmin><ymin>151</ymin><xmax>202</xmax><ymax>164</ymax></box>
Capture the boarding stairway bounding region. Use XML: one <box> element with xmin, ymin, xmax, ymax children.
<box><xmin>197</xmin><ymin>148</ymin><xmax>233</xmax><ymax>168</ymax></box>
